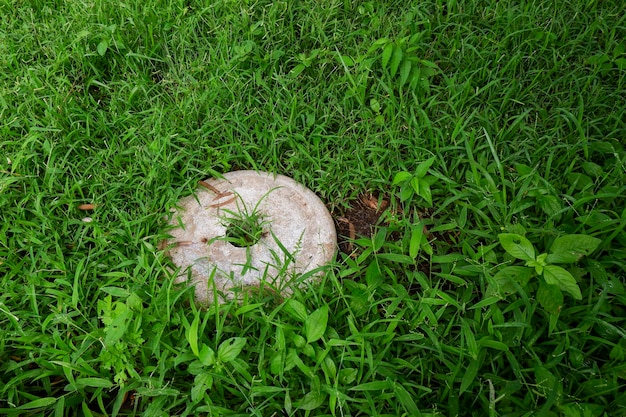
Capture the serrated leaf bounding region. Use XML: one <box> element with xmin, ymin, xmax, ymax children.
<box><xmin>399</xmin><ymin>59</ymin><xmax>412</xmax><ymax>87</ymax></box>
<box><xmin>381</xmin><ymin>43</ymin><xmax>393</xmax><ymax>70</ymax></box>
<box><xmin>305</xmin><ymin>305</ymin><xmax>328</xmax><ymax>343</ymax></box>
<box><xmin>217</xmin><ymin>337</ymin><xmax>247</xmax><ymax>362</ymax></box>
<box><xmin>549</xmin><ymin>234</ymin><xmax>601</xmax><ymax>263</ymax></box>
<box><xmin>191</xmin><ymin>373</ymin><xmax>212</xmax><ymax>404</ymax></box>
<box><xmin>543</xmin><ymin>265</ymin><xmax>582</xmax><ymax>299</ymax></box>
<box><xmin>409</xmin><ymin>65</ymin><xmax>421</xmax><ymax>89</ymax></box>
<box><xmin>537</xmin><ymin>280</ymin><xmax>563</xmax><ymax>314</ymax></box>
<box><xmin>390</xmin><ymin>44</ymin><xmax>403</xmax><ymax>77</ymax></box>
<box><xmin>498</xmin><ymin>233</ymin><xmax>535</xmax><ymax>261</ymax></box>
<box><xmin>97</xmin><ymin>40</ymin><xmax>108</xmax><ymax>56</ymax></box>
<box><xmin>103</xmin><ymin>305</ymin><xmax>130</xmax><ymax>347</ymax></box>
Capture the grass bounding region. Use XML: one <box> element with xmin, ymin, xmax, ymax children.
<box><xmin>1</xmin><ymin>0</ymin><xmax>625</xmax><ymax>415</ymax></box>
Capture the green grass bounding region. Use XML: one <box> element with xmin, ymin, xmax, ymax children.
<box><xmin>1</xmin><ymin>0</ymin><xmax>625</xmax><ymax>415</ymax></box>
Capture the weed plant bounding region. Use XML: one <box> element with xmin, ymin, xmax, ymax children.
<box><xmin>1</xmin><ymin>0</ymin><xmax>625</xmax><ymax>415</ymax></box>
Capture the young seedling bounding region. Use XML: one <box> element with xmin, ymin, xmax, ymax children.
<box><xmin>489</xmin><ymin>231</ymin><xmax>601</xmax><ymax>317</ymax></box>
<box><xmin>392</xmin><ymin>157</ymin><xmax>438</xmax><ymax>207</ymax></box>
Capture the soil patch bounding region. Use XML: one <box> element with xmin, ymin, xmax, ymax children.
<box><xmin>333</xmin><ymin>193</ymin><xmax>390</xmax><ymax>254</ymax></box>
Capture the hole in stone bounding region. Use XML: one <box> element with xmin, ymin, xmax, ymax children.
<box><xmin>224</xmin><ymin>215</ymin><xmax>266</xmax><ymax>248</ymax></box>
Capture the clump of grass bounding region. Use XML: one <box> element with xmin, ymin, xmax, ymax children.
<box><xmin>1</xmin><ymin>0</ymin><xmax>625</xmax><ymax>415</ymax></box>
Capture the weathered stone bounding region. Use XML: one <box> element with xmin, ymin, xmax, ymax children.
<box><xmin>163</xmin><ymin>171</ymin><xmax>336</xmax><ymax>305</ymax></box>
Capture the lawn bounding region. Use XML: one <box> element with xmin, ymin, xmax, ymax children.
<box><xmin>1</xmin><ymin>0</ymin><xmax>625</xmax><ymax>415</ymax></box>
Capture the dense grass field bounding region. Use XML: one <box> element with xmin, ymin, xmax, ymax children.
<box><xmin>1</xmin><ymin>0</ymin><xmax>625</xmax><ymax>415</ymax></box>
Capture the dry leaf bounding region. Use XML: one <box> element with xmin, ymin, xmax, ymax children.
<box><xmin>78</xmin><ymin>204</ymin><xmax>96</xmax><ymax>210</ymax></box>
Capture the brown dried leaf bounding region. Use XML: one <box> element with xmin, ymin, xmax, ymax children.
<box><xmin>209</xmin><ymin>196</ymin><xmax>236</xmax><ymax>208</ymax></box>
<box><xmin>198</xmin><ymin>180</ymin><xmax>222</xmax><ymax>194</ymax></box>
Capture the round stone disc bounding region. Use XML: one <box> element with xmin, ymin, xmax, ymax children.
<box><xmin>164</xmin><ymin>171</ymin><xmax>337</xmax><ymax>305</ymax></box>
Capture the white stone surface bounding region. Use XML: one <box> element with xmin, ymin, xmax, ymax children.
<box><xmin>164</xmin><ymin>171</ymin><xmax>336</xmax><ymax>304</ymax></box>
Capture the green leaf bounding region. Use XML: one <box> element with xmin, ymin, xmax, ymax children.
<box><xmin>390</xmin><ymin>44</ymin><xmax>403</xmax><ymax>77</ymax></box>
<box><xmin>191</xmin><ymin>373</ymin><xmax>212</xmax><ymax>404</ymax></box>
<box><xmin>400</xmin><ymin>184</ymin><xmax>414</xmax><ymax>202</ymax></box>
<box><xmin>376</xmin><ymin>253</ymin><xmax>414</xmax><ymax>264</ymax></box>
<box><xmin>409</xmin><ymin>65</ymin><xmax>422</xmax><ymax>89</ymax></box>
<box><xmin>373</xmin><ymin>227</ymin><xmax>386</xmax><ymax>252</ymax></box>
<box><xmin>187</xmin><ymin>313</ymin><xmax>200</xmax><ymax>357</ymax></box>
<box><xmin>392</xmin><ymin>171</ymin><xmax>412</xmax><ymax>185</ymax></box>
<box><xmin>409</xmin><ymin>222</ymin><xmax>424</xmax><ymax>259</ymax></box>
<box><xmin>567</xmin><ymin>173</ymin><xmax>593</xmax><ymax>191</ymax></box>
<box><xmin>548</xmin><ymin>234</ymin><xmax>601</xmax><ymax>263</ymax></box>
<box><xmin>218</xmin><ymin>337</ymin><xmax>247</xmax><ymax>362</ymax></box>
<box><xmin>283</xmin><ymin>299</ymin><xmax>308</xmax><ymax>322</ymax></box>
<box><xmin>559</xmin><ymin>403</ymin><xmax>606</xmax><ymax>417</ymax></box>
<box><xmin>365</xmin><ymin>261</ymin><xmax>383</xmax><ymax>288</ymax></box>
<box><xmin>543</xmin><ymin>265</ymin><xmax>582</xmax><ymax>299</ymax></box>
<box><xmin>350</xmin><ymin>380</ymin><xmax>393</xmax><ymax>391</ymax></box>
<box><xmin>534</xmin><ymin>366</ymin><xmax>558</xmax><ymax>398</ymax></box>
<box><xmin>460</xmin><ymin>359</ymin><xmax>480</xmax><ymax>395</ymax></box>
<box><xmin>498</xmin><ymin>233</ymin><xmax>535</xmax><ymax>261</ymax></box>
<box><xmin>99</xmin><ymin>286</ymin><xmax>130</xmax><ymax>298</ymax></box>
<box><xmin>394</xmin><ymin>382</ymin><xmax>419</xmax><ymax>415</ymax></box>
<box><xmin>399</xmin><ymin>59</ymin><xmax>412</xmax><ymax>87</ymax></box>
<box><xmin>82</xmin><ymin>402</ymin><xmax>95</xmax><ymax>417</ymax></box>
<box><xmin>381</xmin><ymin>42</ymin><xmax>393</xmax><ymax>70</ymax></box>
<box><xmin>74</xmin><ymin>377</ymin><xmax>114</xmax><ymax>389</ymax></box>
<box><xmin>288</xmin><ymin>64</ymin><xmax>306</xmax><ymax>78</ymax></box>
<box><xmin>537</xmin><ymin>195</ymin><xmax>563</xmax><ymax>216</ymax></box>
<box><xmin>198</xmin><ymin>344</ymin><xmax>215</xmax><ymax>366</ymax></box>
<box><xmin>297</xmin><ymin>391</ymin><xmax>326</xmax><ymax>410</ymax></box>
<box><xmin>461</xmin><ymin>319</ymin><xmax>479</xmax><ymax>360</ymax></box>
<box><xmin>537</xmin><ymin>280</ymin><xmax>564</xmax><ymax>314</ymax></box>
<box><xmin>305</xmin><ymin>304</ymin><xmax>328</xmax><ymax>343</ymax></box>
<box><xmin>103</xmin><ymin>304</ymin><xmax>131</xmax><ymax>347</ymax></box>
<box><xmin>418</xmin><ymin>180</ymin><xmax>433</xmax><ymax>206</ymax></box>
<box><xmin>54</xmin><ymin>396</ymin><xmax>64</xmax><ymax>417</ymax></box>
<box><xmin>487</xmin><ymin>266</ymin><xmax>533</xmax><ymax>298</ymax></box>
<box><xmin>97</xmin><ymin>40</ymin><xmax>108</xmax><ymax>56</ymax></box>
<box><xmin>415</xmin><ymin>157</ymin><xmax>436</xmax><ymax>178</ymax></box>
<box><xmin>18</xmin><ymin>397</ymin><xmax>57</xmax><ymax>409</ymax></box>
<box><xmin>410</xmin><ymin>176</ymin><xmax>421</xmax><ymax>195</ymax></box>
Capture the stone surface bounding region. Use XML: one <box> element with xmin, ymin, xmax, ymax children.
<box><xmin>164</xmin><ymin>171</ymin><xmax>337</xmax><ymax>304</ymax></box>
